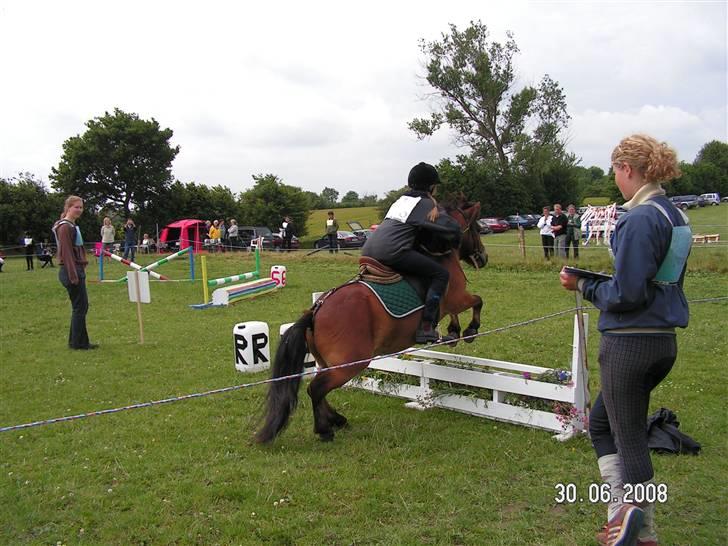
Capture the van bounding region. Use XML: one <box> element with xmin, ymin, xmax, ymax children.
<box><xmin>700</xmin><ymin>193</ymin><xmax>720</xmax><ymax>206</ymax></box>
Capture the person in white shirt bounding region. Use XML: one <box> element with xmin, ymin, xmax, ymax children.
<box><xmin>537</xmin><ymin>206</ymin><xmax>554</xmax><ymax>260</ymax></box>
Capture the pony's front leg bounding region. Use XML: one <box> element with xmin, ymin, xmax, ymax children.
<box><xmin>462</xmin><ymin>295</ymin><xmax>483</xmax><ymax>343</ymax></box>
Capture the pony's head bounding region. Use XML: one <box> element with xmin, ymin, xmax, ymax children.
<box><xmin>442</xmin><ymin>194</ymin><xmax>488</xmax><ymax>269</ymax></box>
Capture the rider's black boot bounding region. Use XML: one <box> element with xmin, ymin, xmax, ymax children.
<box><xmin>415</xmin><ymin>294</ymin><xmax>441</xmax><ymax>344</ymax></box>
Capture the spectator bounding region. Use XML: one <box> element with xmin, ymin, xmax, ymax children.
<box><xmin>551</xmin><ymin>203</ymin><xmax>568</xmax><ymax>258</ymax></box>
<box><xmin>23</xmin><ymin>231</ymin><xmax>34</xmax><ymax>270</ymax></box>
<box><xmin>325</xmin><ymin>211</ymin><xmax>339</xmax><ymax>253</ymax></box>
<box><xmin>281</xmin><ymin>216</ymin><xmax>294</xmax><ymax>252</ymax></box>
<box><xmin>0</xmin><ymin>251</ymin><xmax>5</xmax><ymax>272</ymax></box>
<box><xmin>537</xmin><ymin>207</ymin><xmax>554</xmax><ymax>260</ymax></box>
<box><xmin>52</xmin><ymin>195</ymin><xmax>97</xmax><ymax>350</ymax></box>
<box><xmin>565</xmin><ymin>204</ymin><xmax>582</xmax><ymax>259</ymax></box>
<box><xmin>39</xmin><ymin>244</ymin><xmax>55</xmax><ymax>268</ymax></box>
<box><xmin>219</xmin><ymin>219</ymin><xmax>227</xmax><ymax>251</ymax></box>
<box><xmin>141</xmin><ymin>233</ymin><xmax>155</xmax><ymax>254</ymax></box>
<box><xmin>100</xmin><ymin>217</ymin><xmax>115</xmax><ymax>257</ymax></box>
<box><xmin>122</xmin><ymin>218</ymin><xmax>137</xmax><ymax>262</ymax></box>
<box><xmin>560</xmin><ymin>134</ymin><xmax>689</xmax><ymax>546</ymax></box>
<box><xmin>228</xmin><ymin>219</ymin><xmax>240</xmax><ymax>249</ymax></box>
<box><xmin>208</xmin><ymin>220</ymin><xmax>221</xmax><ymax>252</ymax></box>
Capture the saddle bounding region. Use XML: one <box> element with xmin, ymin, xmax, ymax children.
<box><xmin>358</xmin><ymin>256</ymin><xmax>402</xmax><ymax>285</ymax></box>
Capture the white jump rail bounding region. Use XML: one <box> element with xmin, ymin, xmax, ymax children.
<box><xmin>349</xmin><ymin>313</ymin><xmax>589</xmax><ymax>440</ymax></box>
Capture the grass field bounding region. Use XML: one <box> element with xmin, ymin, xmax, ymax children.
<box><xmin>0</xmin><ymin>206</ymin><xmax>726</xmax><ymax>545</ymax></box>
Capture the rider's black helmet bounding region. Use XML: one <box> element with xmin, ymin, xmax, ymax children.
<box><xmin>407</xmin><ymin>162</ymin><xmax>440</xmax><ymax>191</ymax></box>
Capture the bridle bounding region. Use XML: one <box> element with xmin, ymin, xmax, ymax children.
<box><xmin>447</xmin><ymin>205</ymin><xmax>486</xmax><ymax>270</ymax></box>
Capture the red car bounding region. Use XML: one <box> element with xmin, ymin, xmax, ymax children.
<box><xmin>479</xmin><ymin>217</ymin><xmax>510</xmax><ymax>233</ymax></box>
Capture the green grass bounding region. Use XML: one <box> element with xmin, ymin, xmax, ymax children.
<box><xmin>0</xmin><ymin>217</ymin><xmax>726</xmax><ymax>545</ymax></box>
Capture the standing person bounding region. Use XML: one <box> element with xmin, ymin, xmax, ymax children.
<box><xmin>537</xmin><ymin>207</ymin><xmax>554</xmax><ymax>260</ymax></box>
<box><xmin>361</xmin><ymin>162</ymin><xmax>460</xmax><ymax>343</ymax></box>
<box><xmin>551</xmin><ymin>203</ymin><xmax>568</xmax><ymax>258</ymax></box>
<box><xmin>100</xmin><ymin>217</ymin><xmax>115</xmax><ymax>257</ymax></box>
<box><xmin>325</xmin><ymin>211</ymin><xmax>339</xmax><ymax>253</ymax></box>
<box><xmin>122</xmin><ymin>218</ymin><xmax>137</xmax><ymax>262</ymax></box>
<box><xmin>565</xmin><ymin>204</ymin><xmax>582</xmax><ymax>259</ymax></box>
<box><xmin>0</xmin><ymin>251</ymin><xmax>5</xmax><ymax>272</ymax></box>
<box><xmin>560</xmin><ymin>134</ymin><xmax>690</xmax><ymax>546</ymax></box>
<box><xmin>281</xmin><ymin>216</ymin><xmax>294</xmax><ymax>252</ymax></box>
<box><xmin>228</xmin><ymin>219</ymin><xmax>239</xmax><ymax>250</ymax></box>
<box><xmin>208</xmin><ymin>220</ymin><xmax>221</xmax><ymax>252</ymax></box>
<box><xmin>23</xmin><ymin>231</ymin><xmax>34</xmax><ymax>271</ymax></box>
<box><xmin>53</xmin><ymin>196</ymin><xmax>97</xmax><ymax>350</ymax></box>
<box><xmin>218</xmin><ymin>218</ymin><xmax>227</xmax><ymax>252</ymax></box>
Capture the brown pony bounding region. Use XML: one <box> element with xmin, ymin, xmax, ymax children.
<box><xmin>256</xmin><ymin>196</ymin><xmax>487</xmax><ymax>443</ymax></box>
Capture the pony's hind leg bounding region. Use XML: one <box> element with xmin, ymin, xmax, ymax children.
<box><xmin>441</xmin><ymin>314</ymin><xmax>461</xmax><ymax>346</ymax></box>
<box><xmin>307</xmin><ymin>362</ymin><xmax>369</xmax><ymax>442</ymax></box>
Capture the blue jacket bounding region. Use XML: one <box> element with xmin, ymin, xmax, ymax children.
<box><xmin>581</xmin><ymin>195</ymin><xmax>689</xmax><ymax>333</ymax></box>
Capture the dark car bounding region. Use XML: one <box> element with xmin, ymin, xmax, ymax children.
<box><xmin>239</xmin><ymin>226</ymin><xmax>300</xmax><ymax>250</ymax></box>
<box><xmin>505</xmin><ymin>215</ymin><xmax>534</xmax><ymax>229</ymax></box>
<box><xmin>479</xmin><ymin>218</ymin><xmax>510</xmax><ymax>233</ymax></box>
<box><xmin>313</xmin><ymin>230</ymin><xmax>366</xmax><ymax>249</ymax></box>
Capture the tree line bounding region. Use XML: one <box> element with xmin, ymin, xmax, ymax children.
<box><xmin>3</xmin><ymin>21</ymin><xmax>726</xmax><ymax>248</ymax></box>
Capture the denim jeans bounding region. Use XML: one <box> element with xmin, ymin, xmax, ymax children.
<box><xmin>59</xmin><ymin>267</ymin><xmax>90</xmax><ymax>349</ymax></box>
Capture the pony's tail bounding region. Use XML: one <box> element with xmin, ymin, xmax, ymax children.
<box><xmin>255</xmin><ymin>310</ymin><xmax>314</xmax><ymax>444</ymax></box>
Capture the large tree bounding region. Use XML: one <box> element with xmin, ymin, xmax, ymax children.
<box><xmin>408</xmin><ymin>21</ymin><xmax>579</xmax><ymax>211</ymax></box>
<box><xmin>409</xmin><ymin>21</ymin><xmax>570</xmax><ymax>174</ymax></box>
<box><xmin>51</xmin><ymin>108</ymin><xmax>179</xmax><ymax>217</ymax></box>
<box><xmin>238</xmin><ymin>174</ymin><xmax>311</xmax><ymax>236</ymax></box>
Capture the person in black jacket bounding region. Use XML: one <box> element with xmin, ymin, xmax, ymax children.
<box><xmin>361</xmin><ymin>162</ymin><xmax>459</xmax><ymax>343</ymax></box>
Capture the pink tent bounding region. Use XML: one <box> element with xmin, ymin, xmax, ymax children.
<box><xmin>159</xmin><ymin>219</ymin><xmax>207</xmax><ymax>253</ymax></box>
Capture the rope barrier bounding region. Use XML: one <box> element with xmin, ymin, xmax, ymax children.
<box><xmin>1</xmin><ymin>297</ymin><xmax>726</xmax><ymax>434</ymax></box>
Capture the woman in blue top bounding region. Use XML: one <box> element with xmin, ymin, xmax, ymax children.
<box><xmin>560</xmin><ymin>135</ymin><xmax>689</xmax><ymax>546</ymax></box>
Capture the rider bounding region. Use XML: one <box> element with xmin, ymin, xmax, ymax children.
<box><xmin>361</xmin><ymin>162</ymin><xmax>460</xmax><ymax>344</ymax></box>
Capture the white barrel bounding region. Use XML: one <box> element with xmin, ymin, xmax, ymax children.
<box><xmin>233</xmin><ymin>321</ymin><xmax>270</xmax><ymax>373</ymax></box>
<box><xmin>270</xmin><ymin>265</ymin><xmax>287</xmax><ymax>287</ymax></box>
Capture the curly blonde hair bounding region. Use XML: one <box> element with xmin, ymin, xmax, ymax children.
<box><xmin>611</xmin><ymin>134</ymin><xmax>681</xmax><ymax>183</ymax></box>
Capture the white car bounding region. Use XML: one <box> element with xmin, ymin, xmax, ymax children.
<box><xmin>700</xmin><ymin>193</ymin><xmax>721</xmax><ymax>205</ymax></box>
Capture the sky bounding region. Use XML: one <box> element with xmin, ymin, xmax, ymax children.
<box><xmin>1</xmin><ymin>0</ymin><xmax>726</xmax><ymax>199</ymax></box>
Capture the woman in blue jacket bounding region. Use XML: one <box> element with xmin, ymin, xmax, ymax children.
<box><xmin>560</xmin><ymin>134</ymin><xmax>690</xmax><ymax>546</ymax></box>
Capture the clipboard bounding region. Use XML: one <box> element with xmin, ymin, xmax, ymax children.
<box><xmin>563</xmin><ymin>266</ymin><xmax>612</xmax><ymax>282</ymax></box>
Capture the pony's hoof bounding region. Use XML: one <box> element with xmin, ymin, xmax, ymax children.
<box><xmin>463</xmin><ymin>329</ymin><xmax>478</xmax><ymax>343</ymax></box>
<box><xmin>442</xmin><ymin>334</ymin><xmax>459</xmax><ymax>347</ymax></box>
<box><xmin>331</xmin><ymin>415</ymin><xmax>348</xmax><ymax>429</ymax></box>
<box><xmin>318</xmin><ymin>431</ymin><xmax>335</xmax><ymax>442</ymax></box>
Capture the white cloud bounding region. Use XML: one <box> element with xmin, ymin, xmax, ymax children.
<box><xmin>0</xmin><ymin>0</ymin><xmax>725</xmax><ymax>198</ymax></box>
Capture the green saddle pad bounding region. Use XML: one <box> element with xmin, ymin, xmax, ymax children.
<box><xmin>359</xmin><ymin>279</ymin><xmax>424</xmax><ymax>318</ymax></box>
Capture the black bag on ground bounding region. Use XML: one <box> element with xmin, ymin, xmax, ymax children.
<box><xmin>647</xmin><ymin>407</ymin><xmax>701</xmax><ymax>455</ymax></box>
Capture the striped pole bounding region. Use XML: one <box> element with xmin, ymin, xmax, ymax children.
<box><xmin>207</xmin><ymin>270</ymin><xmax>258</xmax><ymax>287</ymax></box>
<box><xmin>201</xmin><ymin>255</ymin><xmax>209</xmax><ymax>304</ymax></box>
<box><xmin>140</xmin><ymin>246</ymin><xmax>190</xmax><ymax>272</ymax></box>
<box><xmin>104</xmin><ymin>251</ymin><xmax>168</xmax><ymax>281</ymax></box>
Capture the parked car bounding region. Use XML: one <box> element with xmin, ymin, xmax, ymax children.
<box><xmin>700</xmin><ymin>193</ymin><xmax>720</xmax><ymax>206</ymax></box>
<box><xmin>476</xmin><ymin>220</ymin><xmax>492</xmax><ymax>234</ymax></box>
<box><xmin>239</xmin><ymin>226</ymin><xmax>300</xmax><ymax>250</ymax></box>
<box><xmin>313</xmin><ymin>230</ymin><xmax>366</xmax><ymax>249</ymax></box>
<box><xmin>479</xmin><ymin>217</ymin><xmax>510</xmax><ymax>233</ymax></box>
<box><xmin>347</xmin><ymin>221</ymin><xmax>375</xmax><ymax>239</ymax></box>
<box><xmin>669</xmin><ymin>195</ymin><xmax>701</xmax><ymax>210</ymax></box>
<box><xmin>505</xmin><ymin>215</ymin><xmax>534</xmax><ymax>230</ymax></box>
